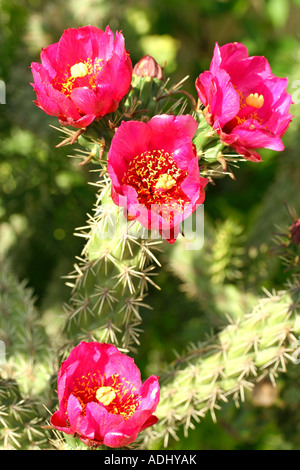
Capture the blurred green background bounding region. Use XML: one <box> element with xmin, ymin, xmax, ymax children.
<box><xmin>1</xmin><ymin>0</ymin><xmax>300</xmax><ymax>450</ymax></box>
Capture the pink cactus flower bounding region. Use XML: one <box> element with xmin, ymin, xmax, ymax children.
<box><xmin>107</xmin><ymin>114</ymin><xmax>208</xmax><ymax>244</ymax></box>
<box><xmin>195</xmin><ymin>42</ymin><xmax>293</xmax><ymax>162</ymax></box>
<box><xmin>50</xmin><ymin>341</ymin><xmax>160</xmax><ymax>448</ymax></box>
<box><xmin>31</xmin><ymin>25</ymin><xmax>132</xmax><ymax>128</ymax></box>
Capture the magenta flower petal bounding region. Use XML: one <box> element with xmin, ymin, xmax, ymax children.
<box><xmin>108</xmin><ymin>121</ymin><xmax>152</xmax><ymax>166</ymax></box>
<box><xmin>70</xmin><ymin>85</ymin><xmax>112</xmax><ymax>117</ymax></box>
<box><xmin>39</xmin><ymin>43</ymin><xmax>59</xmax><ymax>80</ymax></box>
<box><xmin>91</xmin><ymin>25</ymin><xmax>116</xmax><ymax>59</ymax></box>
<box><xmin>32</xmin><ymin>82</ymin><xmax>82</xmax><ymax>124</ymax></box>
<box><xmin>103</xmin><ymin>431</ymin><xmax>136</xmax><ymax>448</ymax></box>
<box><xmin>85</xmin><ymin>401</ymin><xmax>124</xmax><ymax>443</ymax></box>
<box><xmin>31</xmin><ymin>25</ymin><xmax>132</xmax><ymax>127</ymax></box>
<box><xmin>232</xmin><ymin>119</ymin><xmax>284</xmax><ymax>151</ymax></box>
<box><xmin>101</xmin><ymin>375</ymin><xmax>160</xmax><ymax>446</ymax></box>
<box><xmin>210</xmin><ymin>42</ymin><xmax>249</xmax><ymax>74</ymax></box>
<box><xmin>96</xmin><ymin>53</ymin><xmax>133</xmax><ymax>105</ymax></box>
<box><xmin>139</xmin><ymin>414</ymin><xmax>159</xmax><ymax>432</ymax></box>
<box><xmin>227</xmin><ymin>144</ymin><xmax>262</xmax><ymax>163</ymax></box>
<box><xmin>66</xmin><ymin>394</ymin><xmax>89</xmax><ymax>436</ymax></box>
<box><xmin>50</xmin><ymin>409</ymin><xmax>73</xmax><ymax>435</ymax></box>
<box><xmin>210</xmin><ymin>69</ymin><xmax>240</xmax><ymax>127</ymax></box>
<box><xmin>195</xmin><ymin>71</ymin><xmax>214</xmax><ymax>108</ymax></box>
<box><xmin>196</xmin><ymin>41</ymin><xmax>293</xmax><ymax>161</ymax></box>
<box><xmin>57</xmin><ymin>26</ymin><xmax>96</xmax><ymax>69</ymax></box>
<box><xmin>225</xmin><ymin>56</ymin><xmax>273</xmax><ymax>91</ymax></box>
<box><xmin>181</xmin><ymin>157</ymin><xmax>208</xmax><ymax>206</ymax></box>
<box><xmin>139</xmin><ymin>375</ymin><xmax>161</xmax><ymax>410</ymax></box>
<box><xmin>107</xmin><ymin>114</ymin><xmax>208</xmax><ymax>243</ymax></box>
<box><xmin>196</xmin><ymin>69</ymin><xmax>241</xmax><ymax>129</ymax></box>
<box><xmin>147</xmin><ymin>114</ymin><xmax>198</xmax><ymax>154</ymax></box>
<box><xmin>50</xmin><ymin>341</ymin><xmax>160</xmax><ymax>448</ymax></box>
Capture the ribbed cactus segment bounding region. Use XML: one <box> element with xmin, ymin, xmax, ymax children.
<box><xmin>0</xmin><ymin>377</ymin><xmax>50</xmax><ymax>449</ymax></box>
<box><xmin>63</xmin><ymin>168</ymin><xmax>163</xmax><ymax>353</ymax></box>
<box><xmin>143</xmin><ymin>287</ymin><xmax>300</xmax><ymax>448</ymax></box>
<box><xmin>209</xmin><ymin>219</ymin><xmax>245</xmax><ymax>284</ymax></box>
<box><xmin>0</xmin><ymin>258</ymin><xmax>50</xmax><ymax>377</ymax></box>
<box><xmin>167</xmin><ymin>217</ymin><xmax>247</xmax><ymax>320</ymax></box>
<box><xmin>0</xmin><ymin>258</ymin><xmax>52</xmax><ymax>449</ymax></box>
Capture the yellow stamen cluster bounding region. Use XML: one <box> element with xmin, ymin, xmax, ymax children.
<box><xmin>59</xmin><ymin>58</ymin><xmax>103</xmax><ymax>97</ymax></box>
<box><xmin>96</xmin><ymin>386</ymin><xmax>116</xmax><ymax>406</ymax></box>
<box><xmin>245</xmin><ymin>93</ymin><xmax>264</xmax><ymax>109</ymax></box>
<box><xmin>70</xmin><ymin>62</ymin><xmax>89</xmax><ymax>78</ymax></box>
<box><xmin>73</xmin><ymin>372</ymin><xmax>141</xmax><ymax>420</ymax></box>
<box><xmin>155</xmin><ymin>173</ymin><xmax>176</xmax><ymax>191</ymax></box>
<box><xmin>124</xmin><ymin>150</ymin><xmax>188</xmax><ymax>210</ymax></box>
<box><xmin>225</xmin><ymin>87</ymin><xmax>265</xmax><ymax>131</ymax></box>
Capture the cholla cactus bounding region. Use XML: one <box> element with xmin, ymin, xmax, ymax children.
<box><xmin>143</xmin><ymin>286</ymin><xmax>300</xmax><ymax>448</ymax></box>
<box><xmin>167</xmin><ymin>216</ymin><xmax>246</xmax><ymax>306</ymax></box>
<box><xmin>62</xmin><ymin>181</ymin><xmax>163</xmax><ymax>353</ymax></box>
<box><xmin>0</xmin><ymin>258</ymin><xmax>53</xmax><ymax>449</ymax></box>
<box><xmin>19</xmin><ymin>25</ymin><xmax>298</xmax><ymax>450</ymax></box>
<box><xmin>141</xmin><ymin>206</ymin><xmax>300</xmax><ymax>448</ymax></box>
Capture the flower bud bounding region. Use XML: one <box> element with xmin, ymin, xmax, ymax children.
<box><xmin>290</xmin><ymin>218</ymin><xmax>300</xmax><ymax>245</ymax></box>
<box><xmin>133</xmin><ymin>55</ymin><xmax>164</xmax><ymax>81</ymax></box>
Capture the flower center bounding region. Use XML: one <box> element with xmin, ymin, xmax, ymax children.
<box><xmin>70</xmin><ymin>62</ymin><xmax>89</xmax><ymax>78</ymax></box>
<box><xmin>155</xmin><ymin>173</ymin><xmax>176</xmax><ymax>190</ymax></box>
<box><xmin>96</xmin><ymin>386</ymin><xmax>116</xmax><ymax>406</ymax></box>
<box><xmin>245</xmin><ymin>93</ymin><xmax>264</xmax><ymax>109</ymax></box>
<box><xmin>71</xmin><ymin>372</ymin><xmax>141</xmax><ymax>420</ymax></box>
<box><xmin>123</xmin><ymin>150</ymin><xmax>190</xmax><ymax>214</ymax></box>
<box><xmin>223</xmin><ymin>88</ymin><xmax>265</xmax><ymax>132</ymax></box>
<box><xmin>56</xmin><ymin>58</ymin><xmax>103</xmax><ymax>97</ymax></box>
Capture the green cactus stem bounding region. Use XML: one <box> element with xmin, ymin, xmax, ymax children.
<box><xmin>142</xmin><ymin>285</ymin><xmax>300</xmax><ymax>448</ymax></box>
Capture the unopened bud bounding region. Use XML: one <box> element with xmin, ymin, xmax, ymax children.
<box><xmin>133</xmin><ymin>55</ymin><xmax>164</xmax><ymax>81</ymax></box>
<box><xmin>290</xmin><ymin>218</ymin><xmax>300</xmax><ymax>245</ymax></box>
